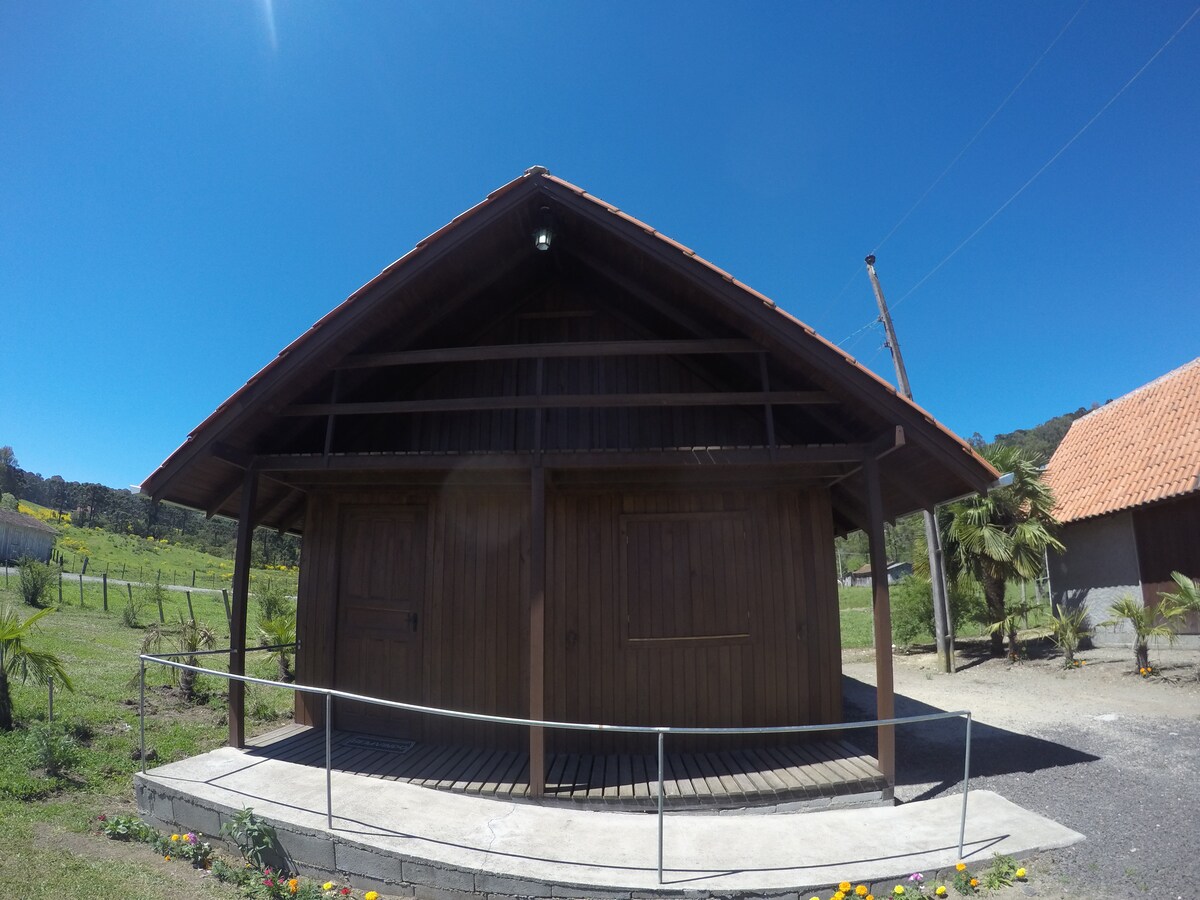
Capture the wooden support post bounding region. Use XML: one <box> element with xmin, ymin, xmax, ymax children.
<box><xmin>863</xmin><ymin>454</ymin><xmax>896</xmax><ymax>790</ymax></box>
<box><xmin>528</xmin><ymin>466</ymin><xmax>546</xmax><ymax>798</ymax></box>
<box><xmin>229</xmin><ymin>469</ymin><xmax>259</xmax><ymax>749</ymax></box>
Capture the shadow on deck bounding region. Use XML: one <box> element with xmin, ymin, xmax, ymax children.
<box><xmin>245</xmin><ymin>725</ymin><xmax>889</xmax><ymax>811</ymax></box>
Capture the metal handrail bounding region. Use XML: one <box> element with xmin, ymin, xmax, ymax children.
<box><xmin>139</xmin><ymin>650</ymin><xmax>974</xmax><ymax>884</ymax></box>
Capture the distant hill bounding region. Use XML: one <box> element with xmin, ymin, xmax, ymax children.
<box><xmin>973</xmin><ymin>405</ymin><xmax>1098</xmax><ymax>465</ymax></box>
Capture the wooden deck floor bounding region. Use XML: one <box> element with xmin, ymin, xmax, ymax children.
<box><xmin>245</xmin><ymin>724</ymin><xmax>887</xmax><ymax>810</ymax></box>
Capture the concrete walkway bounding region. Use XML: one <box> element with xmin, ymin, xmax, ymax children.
<box><xmin>136</xmin><ymin>746</ymin><xmax>1083</xmax><ymax>897</ymax></box>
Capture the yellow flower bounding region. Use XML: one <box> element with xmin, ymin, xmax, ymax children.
<box><xmin>164</xmin><ymin>855</ymin><xmax>171</xmax><ymax>861</ymax></box>
<box><xmin>834</xmin><ymin>893</ymin><xmax>844</xmax><ymax>900</ymax></box>
<box><xmin>936</xmin><ymin>888</ymin><xmax>947</xmax><ymax>897</ymax></box>
<box><xmin>840</xmin><ymin>883</ymin><xmax>852</xmax><ymax>893</ymax></box>
<box><xmin>894</xmin><ymin>888</ymin><xmax>905</xmax><ymax>896</ymax></box>
<box><xmin>970</xmin><ymin>877</ymin><xmax>979</xmax><ymax>887</ymax></box>
<box><xmin>955</xmin><ymin>862</ymin><xmax>967</xmax><ymax>871</ymax></box>
<box><xmin>1015</xmin><ymin>867</ymin><xmax>1026</xmax><ymax>879</ymax></box>
<box><xmin>288</xmin><ymin>879</ymin><xmax>299</xmax><ymax>894</ymax></box>
<box><xmin>857</xmin><ymin>888</ymin><xmax>869</xmax><ymax>897</ymax></box>
<box><xmin>170</xmin><ymin>834</ymin><xmax>180</xmax><ymax>842</ymax></box>
<box><xmin>365</xmin><ymin>893</ymin><xmax>379</xmax><ymax>900</ymax></box>
<box><xmin>323</xmin><ymin>884</ymin><xmax>335</xmax><ymax>892</ymax></box>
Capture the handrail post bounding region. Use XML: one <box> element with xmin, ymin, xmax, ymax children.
<box><xmin>958</xmin><ymin>712</ymin><xmax>972</xmax><ymax>859</ymax></box>
<box><xmin>139</xmin><ymin>658</ymin><xmax>146</xmax><ymax>774</ymax></box>
<box><xmin>325</xmin><ymin>691</ymin><xmax>333</xmax><ymax>830</ymax></box>
<box><xmin>657</xmin><ymin>730</ymin><xmax>665</xmax><ymax>885</ymax></box>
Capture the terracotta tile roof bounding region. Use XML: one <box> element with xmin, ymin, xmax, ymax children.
<box><xmin>1045</xmin><ymin>357</ymin><xmax>1200</xmax><ymax>523</ymax></box>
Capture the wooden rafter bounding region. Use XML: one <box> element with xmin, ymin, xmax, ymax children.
<box><xmin>283</xmin><ymin>390</ymin><xmax>835</xmax><ymax>417</ymax></box>
<box><xmin>339</xmin><ymin>338</ymin><xmax>761</xmax><ymax>368</ymax></box>
<box><xmin>250</xmin><ymin>444</ymin><xmax>867</xmax><ymax>473</ymax></box>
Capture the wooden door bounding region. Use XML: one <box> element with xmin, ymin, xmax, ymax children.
<box><xmin>333</xmin><ymin>505</ymin><xmax>426</xmax><ymax>736</ymax></box>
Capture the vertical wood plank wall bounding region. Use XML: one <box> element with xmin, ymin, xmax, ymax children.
<box><xmin>295</xmin><ymin>483</ymin><xmax>841</xmax><ymax>752</ymax></box>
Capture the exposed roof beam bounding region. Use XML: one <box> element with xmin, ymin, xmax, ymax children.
<box><xmin>251</xmin><ymin>444</ymin><xmax>866</xmax><ymax>472</ymax></box>
<box><xmin>339</xmin><ymin>338</ymin><xmax>761</xmax><ymax>368</ymax></box>
<box><xmin>283</xmin><ymin>390</ymin><xmax>835</xmax><ymax>417</ymax></box>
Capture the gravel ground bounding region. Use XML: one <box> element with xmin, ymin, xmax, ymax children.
<box><xmin>841</xmin><ymin>642</ymin><xmax>1200</xmax><ymax>900</ymax></box>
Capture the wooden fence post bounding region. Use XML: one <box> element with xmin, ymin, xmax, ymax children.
<box><xmin>222</xmin><ymin>589</ymin><xmax>232</xmax><ymax>630</ymax></box>
<box><xmin>156</xmin><ymin>587</ymin><xmax>165</xmax><ymax>623</ymax></box>
<box><xmin>78</xmin><ymin>572</ymin><xmax>84</xmax><ymax>607</ymax></box>
<box><xmin>102</xmin><ymin>573</ymin><xmax>108</xmax><ymax>611</ymax></box>
<box><xmin>186</xmin><ymin>591</ymin><xmax>195</xmax><ymax>622</ymax></box>
<box><xmin>58</xmin><ymin>570</ymin><xmax>63</xmax><ymax>605</ymax></box>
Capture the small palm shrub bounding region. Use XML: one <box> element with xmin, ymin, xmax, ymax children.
<box><xmin>140</xmin><ymin>615</ymin><xmax>217</xmax><ymax>702</ymax></box>
<box><xmin>17</xmin><ymin>558</ymin><xmax>54</xmax><ymax>608</ymax></box>
<box><xmin>986</xmin><ymin>597</ymin><xmax>1043</xmax><ymax>661</ymax></box>
<box><xmin>254</xmin><ymin>578</ymin><xmax>292</xmax><ymax>622</ymax></box>
<box><xmin>1103</xmin><ymin>593</ymin><xmax>1186</xmax><ymax>672</ymax></box>
<box><xmin>25</xmin><ymin>721</ymin><xmax>81</xmax><ymax>776</ymax></box>
<box><xmin>1047</xmin><ymin>605</ymin><xmax>1090</xmax><ymax>666</ymax></box>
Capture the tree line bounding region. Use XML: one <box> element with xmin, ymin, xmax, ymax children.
<box><xmin>0</xmin><ymin>447</ymin><xmax>300</xmax><ymax>568</ymax></box>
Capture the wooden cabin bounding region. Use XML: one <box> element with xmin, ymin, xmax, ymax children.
<box><xmin>142</xmin><ymin>167</ymin><xmax>997</xmax><ymax>794</ymax></box>
<box><xmin>0</xmin><ymin>508</ymin><xmax>57</xmax><ymax>564</ymax></box>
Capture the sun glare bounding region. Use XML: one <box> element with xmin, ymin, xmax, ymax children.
<box><xmin>258</xmin><ymin>0</ymin><xmax>278</xmax><ymax>51</ymax></box>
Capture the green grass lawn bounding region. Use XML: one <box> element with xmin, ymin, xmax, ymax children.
<box><xmin>20</xmin><ymin>500</ymin><xmax>298</xmax><ymax>595</ymax></box>
<box><xmin>0</xmin><ymin>570</ymin><xmax>1031</xmax><ymax>897</ymax></box>
<box><xmin>0</xmin><ymin>584</ymin><xmax>294</xmax><ymax>899</ymax></box>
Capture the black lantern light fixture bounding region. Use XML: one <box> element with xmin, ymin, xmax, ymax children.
<box><xmin>533</xmin><ymin>206</ymin><xmax>554</xmax><ymax>251</ymax></box>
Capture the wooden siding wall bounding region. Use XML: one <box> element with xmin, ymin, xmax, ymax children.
<box><xmin>325</xmin><ymin>286</ymin><xmax>804</xmax><ymax>458</ymax></box>
<box><xmin>1134</xmin><ymin>496</ymin><xmax>1200</xmax><ymax>634</ymax></box>
<box><xmin>295</xmin><ymin>482</ymin><xmax>841</xmax><ymax>752</ymax></box>
<box><xmin>295</xmin><ymin>486</ymin><xmax>530</xmax><ymax>747</ymax></box>
<box><xmin>545</xmin><ymin>486</ymin><xmax>840</xmax><ymax>752</ymax></box>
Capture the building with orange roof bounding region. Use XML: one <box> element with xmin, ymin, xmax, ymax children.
<box><xmin>1045</xmin><ymin>358</ymin><xmax>1200</xmax><ymax>646</ymax></box>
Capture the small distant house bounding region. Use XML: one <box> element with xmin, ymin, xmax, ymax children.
<box><xmin>844</xmin><ymin>561</ymin><xmax>912</xmax><ymax>588</ymax></box>
<box><xmin>0</xmin><ymin>508</ymin><xmax>56</xmax><ymax>564</ymax></box>
<box><xmin>1045</xmin><ymin>358</ymin><xmax>1200</xmax><ymax>646</ymax></box>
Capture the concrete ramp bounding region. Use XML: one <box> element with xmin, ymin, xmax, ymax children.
<box><xmin>136</xmin><ymin>746</ymin><xmax>1083</xmax><ymax>898</ymax></box>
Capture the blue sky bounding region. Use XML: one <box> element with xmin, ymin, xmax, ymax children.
<box><xmin>2</xmin><ymin>1</ymin><xmax>1197</xmax><ymax>490</ymax></box>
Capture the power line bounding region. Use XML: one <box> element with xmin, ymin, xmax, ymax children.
<box><xmin>870</xmin><ymin>0</ymin><xmax>1091</xmax><ymax>256</ymax></box>
<box><xmin>888</xmin><ymin>2</ymin><xmax>1200</xmax><ymax>313</ymax></box>
<box><xmin>837</xmin><ymin>1</ymin><xmax>1200</xmax><ymax>345</ymax></box>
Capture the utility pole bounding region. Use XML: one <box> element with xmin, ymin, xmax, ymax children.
<box><xmin>864</xmin><ymin>255</ymin><xmax>956</xmax><ymax>674</ymax></box>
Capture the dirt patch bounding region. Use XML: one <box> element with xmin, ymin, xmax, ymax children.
<box><xmin>34</xmin><ymin>823</ymin><xmax>232</xmax><ymax>900</ymax></box>
<box><xmin>842</xmin><ymin>640</ymin><xmax>1200</xmax><ymax>899</ymax></box>
<box><xmin>845</xmin><ymin>641</ymin><xmax>1200</xmax><ymax>730</ymax></box>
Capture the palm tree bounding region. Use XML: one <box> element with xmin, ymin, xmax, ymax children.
<box><xmin>1160</xmin><ymin>571</ymin><xmax>1200</xmax><ymax>613</ymax></box>
<box><xmin>256</xmin><ymin>611</ymin><xmax>297</xmax><ymax>683</ymax></box>
<box><xmin>140</xmin><ymin>615</ymin><xmax>217</xmax><ymax>703</ymax></box>
<box><xmin>0</xmin><ymin>605</ymin><xmax>73</xmax><ymax>731</ymax></box>
<box><xmin>1103</xmin><ymin>593</ymin><xmax>1186</xmax><ymax>672</ymax></box>
<box><xmin>941</xmin><ymin>444</ymin><xmax>1064</xmax><ymax>657</ymax></box>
